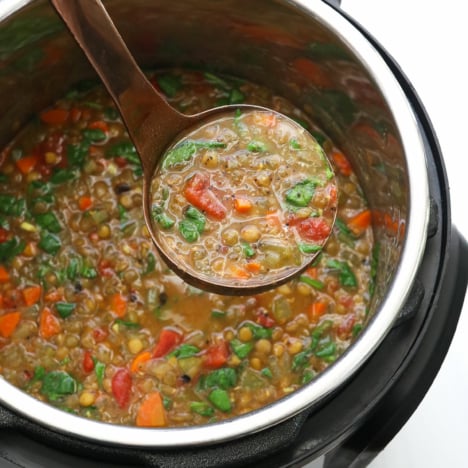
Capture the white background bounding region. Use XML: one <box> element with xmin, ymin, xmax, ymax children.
<box><xmin>339</xmin><ymin>1</ymin><xmax>468</xmax><ymax>467</ymax></box>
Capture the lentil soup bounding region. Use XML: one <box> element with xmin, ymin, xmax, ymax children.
<box><xmin>0</xmin><ymin>69</ymin><xmax>373</xmax><ymax>427</ymax></box>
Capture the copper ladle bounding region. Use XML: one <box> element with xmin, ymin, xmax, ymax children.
<box><xmin>50</xmin><ymin>0</ymin><xmax>337</xmax><ymax>295</ymax></box>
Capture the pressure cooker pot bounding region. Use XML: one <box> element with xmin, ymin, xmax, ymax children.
<box><xmin>0</xmin><ymin>0</ymin><xmax>459</xmax><ymax>463</ymax></box>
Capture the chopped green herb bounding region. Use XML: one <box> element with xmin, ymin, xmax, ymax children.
<box><xmin>106</xmin><ymin>141</ymin><xmax>140</xmax><ymax>166</ymax></box>
<box><xmin>289</xmin><ymin>138</ymin><xmax>301</xmax><ymax>150</ymax></box>
<box><xmin>246</xmin><ymin>323</ymin><xmax>272</xmax><ymax>339</ymax></box>
<box><xmin>0</xmin><ymin>194</ymin><xmax>26</xmax><ymax>216</ymax></box>
<box><xmin>241</xmin><ymin>241</ymin><xmax>255</xmax><ymax>258</ymax></box>
<box><xmin>0</xmin><ymin>237</ymin><xmax>25</xmax><ymax>263</ymax></box>
<box><xmin>144</xmin><ymin>252</ymin><xmax>156</xmax><ymax>274</ymax></box>
<box><xmin>163</xmin><ymin>140</ymin><xmax>226</xmax><ymax>169</ymax></box>
<box><xmin>285</xmin><ymin>180</ymin><xmax>316</xmax><ymax>207</ymax></box>
<box><xmin>169</xmin><ymin>344</ymin><xmax>200</xmax><ymax>359</ymax></box>
<box><xmin>163</xmin><ymin>396</ymin><xmax>172</xmax><ymax>410</ymax></box>
<box><xmin>261</xmin><ymin>367</ymin><xmax>273</xmax><ymax>379</ymax></box>
<box><xmin>327</xmin><ymin>259</ymin><xmax>358</xmax><ymax>288</ymax></box>
<box><xmin>299</xmin><ymin>275</ymin><xmax>324</xmax><ymax>290</ymax></box>
<box><xmin>179</xmin><ymin>218</ymin><xmax>200</xmax><ymax>243</ymax></box>
<box><xmin>38</xmin><ymin>232</ymin><xmax>61</xmax><ymax>255</ymax></box>
<box><xmin>156</xmin><ymin>74</ymin><xmax>182</xmax><ymax>97</ymax></box>
<box><xmin>50</xmin><ymin>168</ymin><xmax>77</xmax><ymax>184</ymax></box>
<box><xmin>229</xmin><ymin>88</ymin><xmax>245</xmax><ymax>104</ymax></box>
<box><xmin>298</xmin><ymin>243</ymin><xmax>322</xmax><ymax>254</ymax></box>
<box><xmin>40</xmin><ymin>371</ymin><xmax>77</xmax><ymax>401</ymax></box>
<box><xmin>82</xmin><ymin>128</ymin><xmax>106</xmax><ymax>142</ymax></box>
<box><xmin>302</xmin><ymin>369</ymin><xmax>315</xmax><ymax>384</ymax></box>
<box><xmin>34</xmin><ymin>212</ymin><xmax>62</xmax><ymax>233</ymax></box>
<box><xmin>94</xmin><ymin>360</ymin><xmax>105</xmax><ymax>388</ymax></box>
<box><xmin>204</xmin><ymin>72</ymin><xmax>232</xmax><ymax>91</ymax></box>
<box><xmin>152</xmin><ymin>205</ymin><xmax>175</xmax><ymax>229</ymax></box>
<box><xmin>352</xmin><ymin>323</ymin><xmax>363</xmax><ymax>337</ymax></box>
<box><xmin>67</xmin><ymin>142</ymin><xmax>89</xmax><ymax>167</ymax></box>
<box><xmin>208</xmin><ymin>388</ymin><xmax>231</xmax><ymax>412</ymax></box>
<box><xmin>247</xmin><ymin>140</ymin><xmax>267</xmax><ymax>152</ymax></box>
<box><xmin>190</xmin><ymin>401</ymin><xmax>215</xmax><ymax>417</ymax></box>
<box><xmin>211</xmin><ymin>309</ymin><xmax>226</xmax><ymax>319</ymax></box>
<box><xmin>55</xmin><ymin>302</ymin><xmax>76</xmax><ymax>318</ymax></box>
<box><xmin>200</xmin><ymin>367</ymin><xmax>237</xmax><ymax>391</ymax></box>
<box><xmin>230</xmin><ymin>339</ymin><xmax>253</xmax><ymax>359</ymax></box>
<box><xmin>114</xmin><ymin>318</ymin><xmax>140</xmax><ymax>329</ymax></box>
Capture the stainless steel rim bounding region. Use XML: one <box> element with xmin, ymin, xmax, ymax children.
<box><xmin>0</xmin><ymin>0</ymin><xmax>429</xmax><ymax>447</ymax></box>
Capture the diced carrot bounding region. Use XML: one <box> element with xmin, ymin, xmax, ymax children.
<box><xmin>40</xmin><ymin>108</ymin><xmax>69</xmax><ymax>125</ymax></box>
<box><xmin>245</xmin><ymin>262</ymin><xmax>262</xmax><ymax>274</ymax></box>
<box><xmin>229</xmin><ymin>265</ymin><xmax>250</xmax><ymax>279</ymax></box>
<box><xmin>0</xmin><ymin>265</ymin><xmax>10</xmax><ymax>284</ymax></box>
<box><xmin>307</xmin><ymin>301</ymin><xmax>328</xmax><ymax>322</ymax></box>
<box><xmin>22</xmin><ymin>285</ymin><xmax>42</xmax><ymax>306</ymax></box>
<box><xmin>266</xmin><ymin>212</ymin><xmax>281</xmax><ymax>230</ymax></box>
<box><xmin>0</xmin><ymin>227</ymin><xmax>10</xmax><ymax>243</ymax></box>
<box><xmin>110</xmin><ymin>293</ymin><xmax>128</xmax><ymax>318</ymax></box>
<box><xmin>130</xmin><ymin>351</ymin><xmax>152</xmax><ymax>373</ymax></box>
<box><xmin>78</xmin><ymin>195</ymin><xmax>93</xmax><ymax>211</ymax></box>
<box><xmin>291</xmin><ymin>57</ymin><xmax>332</xmax><ymax>88</ymax></box>
<box><xmin>136</xmin><ymin>391</ymin><xmax>166</xmax><ymax>427</ymax></box>
<box><xmin>88</xmin><ymin>120</ymin><xmax>109</xmax><ymax>133</ymax></box>
<box><xmin>15</xmin><ymin>154</ymin><xmax>40</xmax><ymax>175</ymax></box>
<box><xmin>234</xmin><ymin>198</ymin><xmax>253</xmax><ymax>213</ymax></box>
<box><xmin>330</xmin><ymin>150</ymin><xmax>352</xmax><ymax>177</ymax></box>
<box><xmin>0</xmin><ymin>311</ymin><xmax>21</xmax><ymax>338</ymax></box>
<box><xmin>254</xmin><ymin>112</ymin><xmax>277</xmax><ymax>128</ymax></box>
<box><xmin>89</xmin><ymin>145</ymin><xmax>103</xmax><ymax>158</ymax></box>
<box><xmin>39</xmin><ymin>307</ymin><xmax>61</xmax><ymax>339</ymax></box>
<box><xmin>69</xmin><ymin>107</ymin><xmax>82</xmax><ymax>123</ymax></box>
<box><xmin>305</xmin><ymin>267</ymin><xmax>318</xmax><ymax>279</ymax></box>
<box><xmin>44</xmin><ymin>288</ymin><xmax>63</xmax><ymax>303</ymax></box>
<box><xmin>348</xmin><ymin>209</ymin><xmax>372</xmax><ymax>236</ymax></box>
<box><xmin>0</xmin><ymin>295</ymin><xmax>4</xmax><ymax>309</ymax></box>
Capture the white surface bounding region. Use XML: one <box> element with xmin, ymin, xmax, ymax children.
<box><xmin>339</xmin><ymin>1</ymin><xmax>468</xmax><ymax>467</ymax></box>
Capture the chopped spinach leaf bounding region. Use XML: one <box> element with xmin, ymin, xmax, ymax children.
<box><xmin>40</xmin><ymin>371</ymin><xmax>77</xmax><ymax>401</ymax></box>
<box><xmin>285</xmin><ymin>180</ymin><xmax>316</xmax><ymax>207</ymax></box>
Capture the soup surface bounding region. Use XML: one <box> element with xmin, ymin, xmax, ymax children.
<box><xmin>152</xmin><ymin>108</ymin><xmax>337</xmax><ymax>285</ymax></box>
<box><xmin>0</xmin><ymin>70</ymin><xmax>374</xmax><ymax>427</ymax></box>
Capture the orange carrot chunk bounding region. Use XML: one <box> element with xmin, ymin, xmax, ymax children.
<box><xmin>136</xmin><ymin>391</ymin><xmax>167</xmax><ymax>427</ymax></box>
<box><xmin>0</xmin><ymin>311</ymin><xmax>21</xmax><ymax>338</ymax></box>
<box><xmin>39</xmin><ymin>307</ymin><xmax>61</xmax><ymax>339</ymax></box>
<box><xmin>40</xmin><ymin>108</ymin><xmax>69</xmax><ymax>125</ymax></box>
<box><xmin>0</xmin><ymin>265</ymin><xmax>10</xmax><ymax>284</ymax></box>
<box><xmin>15</xmin><ymin>154</ymin><xmax>40</xmax><ymax>175</ymax></box>
<box><xmin>234</xmin><ymin>198</ymin><xmax>253</xmax><ymax>213</ymax></box>
<box><xmin>330</xmin><ymin>150</ymin><xmax>352</xmax><ymax>177</ymax></box>
<box><xmin>78</xmin><ymin>195</ymin><xmax>93</xmax><ymax>211</ymax></box>
<box><xmin>22</xmin><ymin>285</ymin><xmax>42</xmax><ymax>306</ymax></box>
<box><xmin>110</xmin><ymin>293</ymin><xmax>128</xmax><ymax>318</ymax></box>
<box><xmin>130</xmin><ymin>351</ymin><xmax>152</xmax><ymax>373</ymax></box>
<box><xmin>307</xmin><ymin>301</ymin><xmax>328</xmax><ymax>322</ymax></box>
<box><xmin>348</xmin><ymin>209</ymin><xmax>372</xmax><ymax>236</ymax></box>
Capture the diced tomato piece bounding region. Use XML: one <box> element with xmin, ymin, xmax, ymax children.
<box><xmin>88</xmin><ymin>120</ymin><xmax>109</xmax><ymax>133</ymax></box>
<box><xmin>153</xmin><ymin>328</ymin><xmax>182</xmax><ymax>358</ymax></box>
<box><xmin>98</xmin><ymin>259</ymin><xmax>114</xmax><ymax>277</ymax></box>
<box><xmin>0</xmin><ymin>228</ymin><xmax>9</xmax><ymax>243</ymax></box>
<box><xmin>290</xmin><ymin>217</ymin><xmax>331</xmax><ymax>242</ymax></box>
<box><xmin>204</xmin><ymin>341</ymin><xmax>229</xmax><ymax>369</ymax></box>
<box><xmin>40</xmin><ymin>108</ymin><xmax>69</xmax><ymax>125</ymax></box>
<box><xmin>336</xmin><ymin>313</ymin><xmax>356</xmax><ymax>340</ymax></box>
<box><xmin>114</xmin><ymin>157</ymin><xmax>128</xmax><ymax>168</ymax></box>
<box><xmin>93</xmin><ymin>327</ymin><xmax>108</xmax><ymax>342</ymax></box>
<box><xmin>184</xmin><ymin>173</ymin><xmax>227</xmax><ymax>220</ymax></box>
<box><xmin>83</xmin><ymin>350</ymin><xmax>95</xmax><ymax>373</ymax></box>
<box><xmin>112</xmin><ymin>368</ymin><xmax>132</xmax><ymax>408</ymax></box>
<box><xmin>256</xmin><ymin>307</ymin><xmax>276</xmax><ymax>328</ymax></box>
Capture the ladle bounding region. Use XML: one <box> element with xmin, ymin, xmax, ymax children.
<box><xmin>50</xmin><ymin>0</ymin><xmax>337</xmax><ymax>295</ymax></box>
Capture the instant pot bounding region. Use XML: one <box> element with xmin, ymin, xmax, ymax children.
<box><xmin>0</xmin><ymin>0</ymin><xmax>466</xmax><ymax>466</ymax></box>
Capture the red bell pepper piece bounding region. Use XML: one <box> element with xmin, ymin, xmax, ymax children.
<box><xmin>83</xmin><ymin>350</ymin><xmax>95</xmax><ymax>373</ymax></box>
<box><xmin>153</xmin><ymin>328</ymin><xmax>182</xmax><ymax>358</ymax></box>
<box><xmin>112</xmin><ymin>368</ymin><xmax>132</xmax><ymax>408</ymax></box>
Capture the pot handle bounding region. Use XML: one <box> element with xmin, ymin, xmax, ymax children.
<box><xmin>0</xmin><ymin>404</ymin><xmax>16</xmax><ymax>429</ymax></box>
